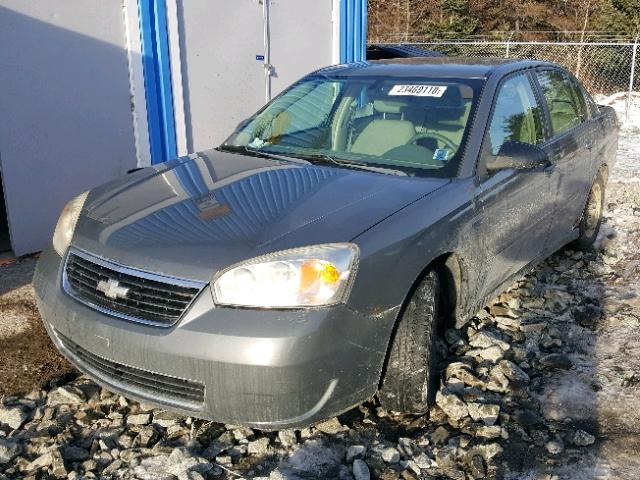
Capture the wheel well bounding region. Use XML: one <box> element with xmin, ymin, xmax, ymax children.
<box><xmin>403</xmin><ymin>252</ymin><xmax>467</xmax><ymax>331</ymax></box>
<box><xmin>377</xmin><ymin>252</ymin><xmax>467</xmax><ymax>390</ymax></box>
<box><xmin>430</xmin><ymin>253</ymin><xmax>465</xmax><ymax>330</ymax></box>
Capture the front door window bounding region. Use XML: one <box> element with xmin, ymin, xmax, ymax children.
<box><xmin>488</xmin><ymin>74</ymin><xmax>544</xmax><ymax>155</ymax></box>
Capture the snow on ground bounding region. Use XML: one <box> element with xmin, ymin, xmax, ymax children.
<box><xmin>610</xmin><ymin>125</ymin><xmax>640</xmax><ymax>183</ymax></box>
<box><xmin>515</xmin><ymin>128</ymin><xmax>640</xmax><ymax>479</ymax></box>
<box><xmin>595</xmin><ymin>92</ymin><xmax>640</xmax><ymax>183</ymax></box>
<box><xmin>537</xmin><ymin>180</ymin><xmax>640</xmax><ymax>480</ymax></box>
<box><xmin>594</xmin><ymin>92</ymin><xmax>640</xmax><ymax>131</ymax></box>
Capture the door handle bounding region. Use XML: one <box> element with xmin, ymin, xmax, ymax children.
<box><xmin>543</xmin><ymin>163</ymin><xmax>556</xmax><ymax>175</ymax></box>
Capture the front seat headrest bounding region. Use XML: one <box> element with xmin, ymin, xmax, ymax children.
<box><xmin>373</xmin><ymin>99</ymin><xmax>408</xmax><ymax>114</ymax></box>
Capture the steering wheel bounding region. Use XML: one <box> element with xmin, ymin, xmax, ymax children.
<box><xmin>411</xmin><ymin>132</ymin><xmax>458</xmax><ymax>152</ymax></box>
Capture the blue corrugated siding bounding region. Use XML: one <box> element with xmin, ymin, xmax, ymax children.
<box><xmin>138</xmin><ymin>0</ymin><xmax>177</xmax><ymax>164</ymax></box>
<box><xmin>340</xmin><ymin>0</ymin><xmax>367</xmax><ymax>63</ymax></box>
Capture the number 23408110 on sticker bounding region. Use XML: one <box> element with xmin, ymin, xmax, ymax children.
<box><xmin>389</xmin><ymin>84</ymin><xmax>448</xmax><ymax>97</ymax></box>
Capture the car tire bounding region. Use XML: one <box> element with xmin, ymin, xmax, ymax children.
<box><xmin>378</xmin><ymin>270</ymin><xmax>441</xmax><ymax>414</ymax></box>
<box><xmin>574</xmin><ymin>170</ymin><xmax>605</xmax><ymax>250</ymax></box>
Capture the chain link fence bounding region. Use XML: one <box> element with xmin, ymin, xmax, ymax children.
<box><xmin>372</xmin><ymin>40</ymin><xmax>640</xmax><ymax>126</ymax></box>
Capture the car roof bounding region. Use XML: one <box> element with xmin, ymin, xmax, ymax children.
<box><xmin>317</xmin><ymin>57</ymin><xmax>551</xmax><ymax>79</ymax></box>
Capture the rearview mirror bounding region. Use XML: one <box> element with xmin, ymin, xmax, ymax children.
<box><xmin>486</xmin><ymin>141</ymin><xmax>549</xmax><ymax>172</ymax></box>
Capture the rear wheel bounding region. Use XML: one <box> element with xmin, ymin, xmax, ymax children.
<box><xmin>378</xmin><ymin>270</ymin><xmax>441</xmax><ymax>413</ymax></box>
<box><xmin>574</xmin><ymin>170</ymin><xmax>605</xmax><ymax>250</ymax></box>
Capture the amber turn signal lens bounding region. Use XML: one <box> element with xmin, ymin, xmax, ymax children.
<box><xmin>300</xmin><ymin>260</ymin><xmax>340</xmax><ymax>290</ymax></box>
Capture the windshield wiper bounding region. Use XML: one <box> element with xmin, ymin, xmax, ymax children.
<box><xmin>296</xmin><ymin>153</ymin><xmax>407</xmax><ymax>176</ymax></box>
<box><xmin>218</xmin><ymin>145</ymin><xmax>310</xmax><ymax>165</ymax></box>
<box><xmin>219</xmin><ymin>146</ymin><xmax>407</xmax><ymax>176</ymax></box>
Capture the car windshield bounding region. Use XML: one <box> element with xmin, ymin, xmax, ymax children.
<box><xmin>223</xmin><ymin>74</ymin><xmax>484</xmax><ymax>177</ymax></box>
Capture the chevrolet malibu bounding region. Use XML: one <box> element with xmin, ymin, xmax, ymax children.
<box><xmin>35</xmin><ymin>58</ymin><xmax>618</xmax><ymax>429</ymax></box>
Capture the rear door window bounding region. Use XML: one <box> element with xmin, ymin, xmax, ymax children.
<box><xmin>488</xmin><ymin>74</ymin><xmax>544</xmax><ymax>155</ymax></box>
<box><xmin>536</xmin><ymin>70</ymin><xmax>583</xmax><ymax>135</ymax></box>
<box><xmin>566</xmin><ymin>74</ymin><xmax>589</xmax><ymax>121</ymax></box>
<box><xmin>577</xmin><ymin>83</ymin><xmax>600</xmax><ymax>118</ymax></box>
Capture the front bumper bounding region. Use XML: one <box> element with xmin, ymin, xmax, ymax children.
<box><xmin>34</xmin><ymin>248</ymin><xmax>398</xmax><ymax>429</ymax></box>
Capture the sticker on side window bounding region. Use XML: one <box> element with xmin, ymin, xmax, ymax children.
<box><xmin>389</xmin><ymin>84</ymin><xmax>447</xmax><ymax>97</ymax></box>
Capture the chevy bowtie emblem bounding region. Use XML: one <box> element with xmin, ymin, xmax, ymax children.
<box><xmin>96</xmin><ymin>279</ymin><xmax>130</xmax><ymax>300</ymax></box>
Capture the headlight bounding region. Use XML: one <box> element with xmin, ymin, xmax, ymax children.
<box><xmin>52</xmin><ymin>191</ymin><xmax>89</xmax><ymax>256</ymax></box>
<box><xmin>212</xmin><ymin>244</ymin><xmax>359</xmax><ymax>308</ymax></box>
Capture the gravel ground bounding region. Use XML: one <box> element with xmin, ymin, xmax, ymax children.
<box><xmin>0</xmin><ymin>129</ymin><xmax>638</xmax><ymax>479</ymax></box>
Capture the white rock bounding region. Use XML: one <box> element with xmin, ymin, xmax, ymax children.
<box><xmin>446</xmin><ymin>362</ymin><xmax>485</xmax><ymax>388</ymax></box>
<box><xmin>413</xmin><ymin>452</ymin><xmax>434</xmax><ymax>469</ymax></box>
<box><xmin>232</xmin><ymin>426</ymin><xmax>254</xmax><ymax>441</ymax></box>
<box><xmin>352</xmin><ymin>459</ymin><xmax>370</xmax><ymax>480</ymax></box>
<box><xmin>572</xmin><ymin>430</ymin><xmax>596</xmax><ymax>446</ymax></box>
<box><xmin>398</xmin><ymin>437</ymin><xmax>414</xmax><ymax>456</ymax></box>
<box><xmin>152</xmin><ymin>411</ymin><xmax>180</xmax><ymax>428</ymax></box>
<box><xmin>47</xmin><ymin>386</ymin><xmax>84</xmax><ymax>406</ymax></box>
<box><xmin>468</xmin><ymin>330</ymin><xmax>510</xmax><ymax>351</ymax></box>
<box><xmin>248</xmin><ymin>437</ymin><xmax>270</xmax><ymax>455</ymax></box>
<box><xmin>381</xmin><ymin>447</ymin><xmax>400</xmax><ymax>463</ymax></box>
<box><xmin>498</xmin><ymin>360</ymin><xmax>530</xmax><ymax>384</ymax></box>
<box><xmin>277</xmin><ymin>429</ymin><xmax>297</xmax><ymax>447</ymax></box>
<box><xmin>126</xmin><ymin>413</ymin><xmax>152</xmax><ymax>426</ymax></box>
<box><xmin>468</xmin><ymin>403</ymin><xmax>500</xmax><ymax>425</ymax></box>
<box><xmin>486</xmin><ymin>366</ymin><xmax>510</xmax><ymax>392</ymax></box>
<box><xmin>314</xmin><ymin>417</ymin><xmax>345</xmax><ymax>434</ymax></box>
<box><xmin>435</xmin><ymin>391</ymin><xmax>469</xmax><ymax>421</ymax></box>
<box><xmin>475</xmin><ymin>425</ymin><xmax>502</xmax><ymax>439</ymax></box>
<box><xmin>299</xmin><ymin>427</ymin><xmax>314</xmax><ymax>439</ymax></box>
<box><xmin>467</xmin><ymin>345</ymin><xmax>505</xmax><ymax>363</ymax></box>
<box><xmin>26</xmin><ymin>452</ymin><xmax>53</xmax><ymax>471</ymax></box>
<box><xmin>215</xmin><ymin>454</ymin><xmax>232</xmax><ymax>466</ymax></box>
<box><xmin>405</xmin><ymin>459</ymin><xmax>422</xmax><ymax>475</ymax></box>
<box><xmin>0</xmin><ymin>406</ymin><xmax>27</xmax><ymax>430</ymax></box>
<box><xmin>346</xmin><ymin>444</ymin><xmax>366</xmax><ymax>462</ymax></box>
<box><xmin>546</xmin><ymin>440</ymin><xmax>564</xmax><ymax>455</ymax></box>
<box><xmin>476</xmin><ymin>442</ymin><xmax>504</xmax><ymax>460</ymax></box>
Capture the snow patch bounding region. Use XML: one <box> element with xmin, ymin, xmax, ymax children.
<box><xmin>594</xmin><ymin>91</ymin><xmax>640</xmax><ymax>132</ymax></box>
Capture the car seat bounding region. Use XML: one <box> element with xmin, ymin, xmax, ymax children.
<box><xmin>350</xmin><ymin>100</ymin><xmax>416</xmax><ymax>156</ymax></box>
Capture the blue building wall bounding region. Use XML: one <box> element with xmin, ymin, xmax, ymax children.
<box><xmin>138</xmin><ymin>0</ymin><xmax>177</xmax><ymax>164</ymax></box>
<box><xmin>139</xmin><ymin>0</ymin><xmax>368</xmax><ymax>165</ymax></box>
<box><xmin>340</xmin><ymin>0</ymin><xmax>367</xmax><ymax>63</ymax></box>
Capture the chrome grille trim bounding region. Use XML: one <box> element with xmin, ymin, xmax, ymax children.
<box><xmin>55</xmin><ymin>330</ymin><xmax>205</xmax><ymax>409</ymax></box>
<box><xmin>63</xmin><ymin>248</ymin><xmax>206</xmax><ymax>327</ymax></box>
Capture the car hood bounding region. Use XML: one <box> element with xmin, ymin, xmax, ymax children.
<box><xmin>73</xmin><ymin>149</ymin><xmax>448</xmax><ymax>282</ymax></box>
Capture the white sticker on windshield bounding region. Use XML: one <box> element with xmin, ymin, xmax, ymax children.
<box><xmin>389</xmin><ymin>84</ymin><xmax>447</xmax><ymax>97</ymax></box>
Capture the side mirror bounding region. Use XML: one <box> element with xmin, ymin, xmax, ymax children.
<box><xmin>486</xmin><ymin>141</ymin><xmax>549</xmax><ymax>172</ymax></box>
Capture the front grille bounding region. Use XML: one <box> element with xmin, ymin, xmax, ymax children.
<box><xmin>64</xmin><ymin>250</ymin><xmax>204</xmax><ymax>327</ymax></box>
<box><xmin>56</xmin><ymin>331</ymin><xmax>205</xmax><ymax>408</ymax></box>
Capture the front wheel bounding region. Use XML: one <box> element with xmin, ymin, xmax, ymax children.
<box><xmin>378</xmin><ymin>270</ymin><xmax>441</xmax><ymax>413</ymax></box>
<box><xmin>574</xmin><ymin>170</ymin><xmax>605</xmax><ymax>250</ymax></box>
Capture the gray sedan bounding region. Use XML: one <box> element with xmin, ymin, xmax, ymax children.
<box><xmin>34</xmin><ymin>58</ymin><xmax>618</xmax><ymax>429</ymax></box>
